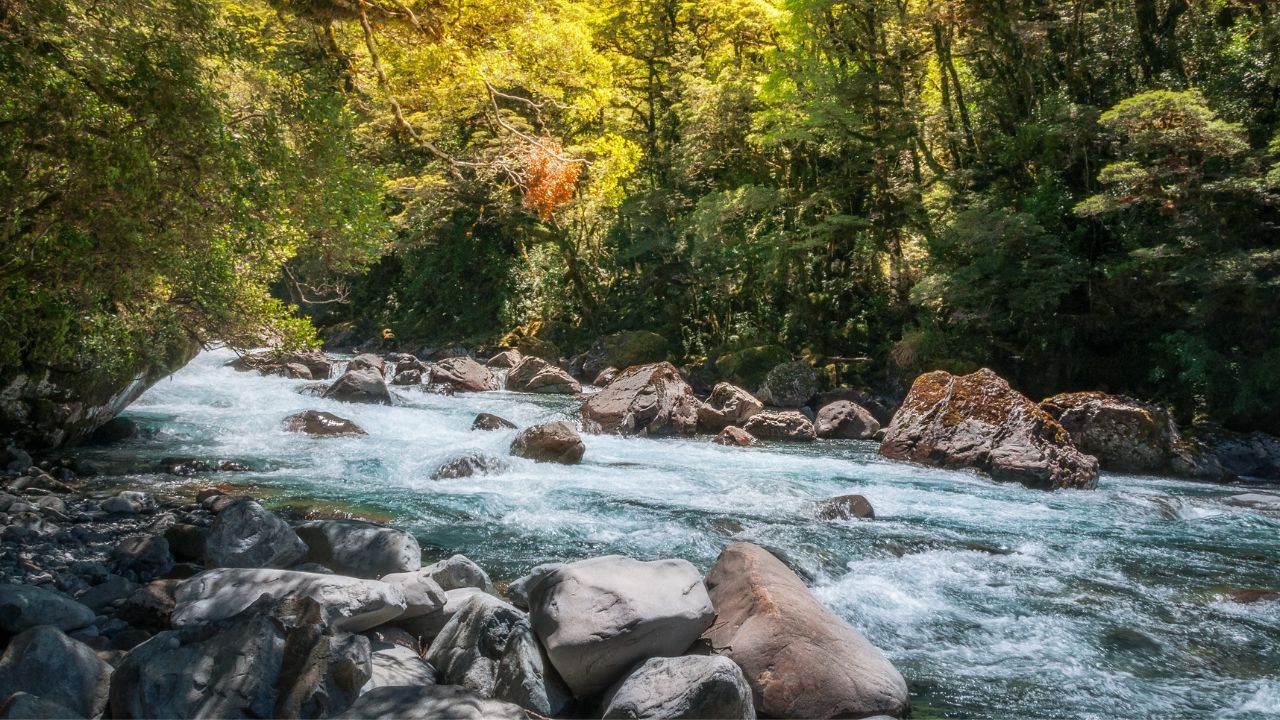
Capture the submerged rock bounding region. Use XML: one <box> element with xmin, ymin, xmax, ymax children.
<box><xmin>601</xmin><ymin>655</ymin><xmax>756</xmax><ymax>720</ymax></box>
<box><xmin>433</xmin><ymin>357</ymin><xmax>499</xmax><ymax>392</ymax></box>
<box><xmin>880</xmin><ymin>368</ymin><xmax>1099</xmax><ymax>491</ymax></box>
<box><xmin>0</xmin><ymin>625</ymin><xmax>113</xmax><ymax>719</ymax></box>
<box><xmin>432</xmin><ymin>453</ymin><xmax>510</xmax><ymax>479</ymax></box>
<box><xmin>510</xmin><ymin>421</ymin><xmax>585</xmax><ymax>464</ymax></box>
<box><xmin>472</xmin><ymin>413</ymin><xmax>517</xmax><ymax>431</ymax></box>
<box><xmin>702</xmin><ymin>542</ymin><xmax>909</xmax><ymax>718</ymax></box>
<box><xmin>172</xmin><ymin>568</ymin><xmax>407</xmax><ymax>632</ymax></box>
<box><xmin>295</xmin><ymin>519</ymin><xmax>422</xmax><ymax>578</ymax></box>
<box><xmin>529</xmin><ymin>555</ymin><xmax>715</xmax><ymax>698</ymax></box>
<box><xmin>283</xmin><ymin>410</ymin><xmax>367</xmax><ymax>437</ymax></box>
<box><xmin>816</xmin><ymin>494</ymin><xmax>875</xmax><ymax>520</ymax></box>
<box><xmin>205</xmin><ymin>499</ymin><xmax>308</xmax><ymax>568</ymax></box>
<box><xmin>712</xmin><ymin>426</ymin><xmax>761</xmax><ymax>447</ymax></box>
<box><xmin>324</xmin><ymin>367</ymin><xmax>393</xmax><ymax>405</ymax></box>
<box><xmin>580</xmin><ymin>362</ymin><xmax>699</xmax><ymax>436</ymax></box>
<box><xmin>698</xmin><ymin>383</ymin><xmax>763</xmax><ymax>433</ymax></box>
<box><xmin>743</xmin><ymin>410</ymin><xmax>816</xmax><ymax>442</ymax></box>
<box><xmin>815</xmin><ymin>400</ymin><xmax>880</xmax><ymax>440</ymax></box>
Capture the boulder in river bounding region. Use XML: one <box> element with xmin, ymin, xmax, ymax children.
<box><xmin>336</xmin><ymin>684</ymin><xmax>530</xmax><ymax>720</ymax></box>
<box><xmin>205</xmin><ymin>498</ymin><xmax>309</xmax><ymax>568</ymax></box>
<box><xmin>1211</xmin><ymin>431</ymin><xmax>1280</xmax><ymax>480</ymax></box>
<box><xmin>815</xmin><ymin>400</ymin><xmax>880</xmax><ymax>440</ymax></box>
<box><xmin>880</xmin><ymin>368</ymin><xmax>1099</xmax><ymax>491</ymax></box>
<box><xmin>1040</xmin><ymin>391</ymin><xmax>1186</xmax><ymax>474</ymax></box>
<box><xmin>698</xmin><ymin>382</ymin><xmax>764</xmax><ymax>432</ymax></box>
<box><xmin>433</xmin><ymin>357</ymin><xmax>500</xmax><ymax>392</ymax></box>
<box><xmin>579</xmin><ymin>331</ymin><xmax>669</xmax><ymax>380</ymax></box>
<box><xmin>295</xmin><ymin>519</ymin><xmax>422</xmax><ymax>578</ymax></box>
<box><xmin>755</xmin><ymin>360</ymin><xmax>818</xmax><ymax>408</ymax></box>
<box><xmin>486</xmin><ymin>349</ymin><xmax>524</xmax><ymax>369</ymax></box>
<box><xmin>600</xmin><ymin>654</ymin><xmax>756</xmax><ymax>720</ymax></box>
<box><xmin>506</xmin><ymin>356</ymin><xmax>581</xmax><ymax>394</ymax></box>
<box><xmin>432</xmin><ymin>452</ymin><xmax>510</xmax><ymax>479</ymax></box>
<box><xmin>1223</xmin><ymin>492</ymin><xmax>1280</xmax><ymax>512</ymax></box>
<box><xmin>529</xmin><ymin>555</ymin><xmax>715</xmax><ymax>698</ymax></box>
<box><xmin>510</xmin><ymin>421</ymin><xmax>585</xmax><ymax>464</ymax></box>
<box><xmin>172</xmin><ymin>568</ymin><xmax>407</xmax><ymax>632</ymax></box>
<box><xmin>816</xmin><ymin>494</ymin><xmax>875</xmax><ymax>520</ymax></box>
<box><xmin>378</xmin><ymin>569</ymin><xmax>448</xmax><ymax>619</ymax></box>
<box><xmin>472</xmin><ymin>412</ymin><xmax>517</xmax><ymax>431</ymax></box>
<box><xmin>702</xmin><ymin>542</ymin><xmax>910</xmax><ymax>718</ymax></box>
<box><xmin>423</xmin><ymin>554</ymin><xmax>496</xmax><ymax>593</ymax></box>
<box><xmin>347</xmin><ymin>352</ymin><xmax>386</xmax><ymax>374</ymax></box>
<box><xmin>323</xmin><ymin>367</ymin><xmax>392</xmax><ymax>405</ymax></box>
<box><xmin>0</xmin><ymin>625</ymin><xmax>113</xmax><ymax>719</ymax></box>
<box><xmin>283</xmin><ymin>409</ymin><xmax>367</xmax><ymax>437</ymax></box>
<box><xmin>743</xmin><ymin>410</ymin><xmax>816</xmax><ymax>442</ymax></box>
<box><xmin>580</xmin><ymin>362</ymin><xmax>699</xmax><ymax>436</ymax></box>
<box><xmin>231</xmin><ymin>349</ymin><xmax>335</xmax><ymax>380</ymax></box>
<box><xmin>0</xmin><ymin>583</ymin><xmax>95</xmax><ymax>634</ymax></box>
<box><xmin>712</xmin><ymin>426</ymin><xmax>761</xmax><ymax>447</ymax></box>
<box><xmin>392</xmin><ymin>368</ymin><xmax>423</xmax><ymax>386</ymax></box>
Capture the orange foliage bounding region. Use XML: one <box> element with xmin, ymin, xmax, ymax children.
<box><xmin>521</xmin><ymin>140</ymin><xmax>582</xmax><ymax>220</ymax></box>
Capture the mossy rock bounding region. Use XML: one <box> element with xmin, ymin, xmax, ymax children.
<box><xmin>713</xmin><ymin>345</ymin><xmax>790</xmax><ymax>389</ymax></box>
<box><xmin>756</xmin><ymin>360</ymin><xmax>820</xmax><ymax>408</ymax></box>
<box><xmin>580</xmin><ymin>331</ymin><xmax>669</xmax><ymax>378</ymax></box>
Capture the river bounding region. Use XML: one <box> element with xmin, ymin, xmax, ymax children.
<box><xmin>76</xmin><ymin>349</ymin><xmax>1280</xmax><ymax>719</ymax></box>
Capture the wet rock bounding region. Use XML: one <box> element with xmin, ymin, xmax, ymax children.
<box><xmin>8</xmin><ymin>471</ymin><xmax>74</xmax><ymax>494</ymax></box>
<box><xmin>363</xmin><ymin>644</ymin><xmax>437</xmax><ymax>693</ymax></box>
<box><xmin>486</xmin><ymin>350</ymin><xmax>524</xmax><ymax>369</ymax></box>
<box><xmin>815</xmin><ymin>400</ymin><xmax>880</xmax><ymax>440</ymax></box>
<box><xmin>231</xmin><ymin>350</ymin><xmax>334</xmax><ymax>380</ymax></box>
<box><xmin>1223</xmin><ymin>493</ymin><xmax>1280</xmax><ymax>512</ymax></box>
<box><xmin>283</xmin><ymin>410</ymin><xmax>367</xmax><ymax>437</ymax></box>
<box><xmin>432</xmin><ymin>453</ymin><xmax>510</xmax><ymax>480</ymax></box>
<box><xmin>472</xmin><ymin>413</ymin><xmax>517</xmax><ymax>431</ymax></box>
<box><xmin>1040</xmin><ymin>392</ymin><xmax>1184</xmax><ymax>474</ymax></box>
<box><xmin>172</xmin><ymin>568</ymin><xmax>407</xmax><ymax>632</ymax></box>
<box><xmin>1216</xmin><ymin>587</ymin><xmax>1280</xmax><ymax>604</ymax></box>
<box><xmin>816</xmin><ymin>494</ymin><xmax>875</xmax><ymax>520</ymax></box>
<box><xmin>378</xmin><ymin>569</ymin><xmax>447</xmax><ymax>619</ymax></box>
<box><xmin>295</xmin><ymin>519</ymin><xmax>422</xmax><ymax>579</ymax></box>
<box><xmin>698</xmin><ymin>383</ymin><xmax>764</xmax><ymax>433</ymax></box>
<box><xmin>755</xmin><ymin>360</ymin><xmax>818</xmax><ymax>408</ymax></box>
<box><xmin>880</xmin><ymin>368</ymin><xmax>1099</xmax><ymax>491</ymax></box>
<box><xmin>204</xmin><ymin>499</ymin><xmax>308</xmax><ymax>568</ymax></box>
<box><xmin>324</xmin><ymin>367</ymin><xmax>393</xmax><ymax>405</ymax></box>
<box><xmin>427</xmin><ymin>594</ymin><xmax>572</xmax><ymax>716</ymax></box>
<box><xmin>505</xmin><ymin>357</ymin><xmax>581</xmax><ymax>394</ymax></box>
<box><xmin>424</xmin><ymin>554</ymin><xmax>496</xmax><ymax>593</ymax></box>
<box><xmin>0</xmin><ymin>691</ymin><xmax>81</xmax><ymax>719</ymax></box>
<box><xmin>510</xmin><ymin>421</ymin><xmax>585</xmax><ymax>464</ymax></box>
<box><xmin>529</xmin><ymin>555</ymin><xmax>715</xmax><ymax>698</ymax></box>
<box><xmin>507</xmin><ymin>563</ymin><xmax>565</xmax><ymax>610</ymax></box>
<box><xmin>601</xmin><ymin>655</ymin><xmax>755</xmax><ymax>720</ymax></box>
<box><xmin>0</xmin><ymin>626</ymin><xmax>113</xmax><ymax>719</ymax></box>
<box><xmin>393</xmin><ymin>355</ymin><xmax>428</xmax><ymax>376</ymax></box>
<box><xmin>392</xmin><ymin>369</ymin><xmax>423</xmax><ymax>386</ymax></box>
<box><xmin>110</xmin><ymin>534</ymin><xmax>174</xmax><ymax>581</ymax></box>
<box><xmin>161</xmin><ymin>457</ymin><xmax>216</xmax><ymax>475</ymax></box>
<box><xmin>434</xmin><ymin>357</ymin><xmax>499</xmax><ymax>392</ymax></box>
<box><xmin>336</xmin><ymin>684</ymin><xmax>530</xmax><ymax>720</ymax></box>
<box><xmin>581</xmin><ymin>362</ymin><xmax>699</xmax><ymax>436</ymax></box>
<box><xmin>743</xmin><ymin>410</ymin><xmax>816</xmax><ymax>442</ymax></box>
<box><xmin>702</xmin><ymin>542</ymin><xmax>909</xmax><ymax>718</ymax></box>
<box><xmin>0</xmin><ymin>583</ymin><xmax>95</xmax><ymax>633</ymax></box>
<box><xmin>347</xmin><ymin>353</ymin><xmax>386</xmax><ymax>374</ymax></box>
<box><xmin>712</xmin><ymin>426</ymin><xmax>761</xmax><ymax>447</ymax></box>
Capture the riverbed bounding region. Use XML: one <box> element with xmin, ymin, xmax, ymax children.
<box><xmin>77</xmin><ymin>349</ymin><xmax>1280</xmax><ymax>719</ymax></box>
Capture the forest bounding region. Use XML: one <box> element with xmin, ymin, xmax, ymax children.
<box><xmin>3</xmin><ymin>0</ymin><xmax>1279</xmax><ymax>434</ymax></box>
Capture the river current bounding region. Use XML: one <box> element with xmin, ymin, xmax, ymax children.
<box><xmin>77</xmin><ymin>349</ymin><xmax>1280</xmax><ymax>719</ymax></box>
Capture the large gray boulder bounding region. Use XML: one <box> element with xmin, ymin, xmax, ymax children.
<box><xmin>423</xmin><ymin>554</ymin><xmax>496</xmax><ymax>593</ymax></box>
<box><xmin>324</xmin><ymin>367</ymin><xmax>393</xmax><ymax>405</ymax></box>
<box><xmin>755</xmin><ymin>361</ymin><xmax>818</xmax><ymax>408</ymax></box>
<box><xmin>363</xmin><ymin>644</ymin><xmax>437</xmax><ymax>693</ymax></box>
<box><xmin>205</xmin><ymin>499</ymin><xmax>308</xmax><ymax>568</ymax></box>
<box><xmin>283</xmin><ymin>410</ymin><xmax>367</xmax><ymax>437</ymax></box>
<box><xmin>701</xmin><ymin>543</ymin><xmax>909</xmax><ymax>718</ymax></box>
<box><xmin>506</xmin><ymin>357</ymin><xmax>581</xmax><ymax>394</ymax></box>
<box><xmin>172</xmin><ymin>568</ymin><xmax>407</xmax><ymax>632</ymax></box>
<box><xmin>378</xmin><ymin>569</ymin><xmax>448</xmax><ymax>619</ymax></box>
<box><xmin>427</xmin><ymin>594</ymin><xmax>571</xmax><ymax>716</ymax></box>
<box><xmin>296</xmin><ymin>519</ymin><xmax>422</xmax><ymax>579</ymax></box>
<box><xmin>880</xmin><ymin>369</ymin><xmax>1099</xmax><ymax>491</ymax></box>
<box><xmin>337</xmin><ymin>685</ymin><xmax>530</xmax><ymax>720</ymax></box>
<box><xmin>601</xmin><ymin>655</ymin><xmax>756</xmax><ymax>720</ymax></box>
<box><xmin>507</xmin><ymin>563</ymin><xmax>565</xmax><ymax>610</ymax></box>
<box><xmin>1040</xmin><ymin>391</ymin><xmax>1193</xmax><ymax>474</ymax></box>
<box><xmin>434</xmin><ymin>357</ymin><xmax>499</xmax><ymax>392</ymax></box>
<box><xmin>697</xmin><ymin>383</ymin><xmax>763</xmax><ymax>433</ymax></box>
<box><xmin>0</xmin><ymin>626</ymin><xmax>113</xmax><ymax>719</ymax></box>
<box><xmin>815</xmin><ymin>400</ymin><xmax>880</xmax><ymax>440</ymax></box>
<box><xmin>396</xmin><ymin>587</ymin><xmax>486</xmax><ymax>642</ymax></box>
<box><xmin>580</xmin><ymin>363</ymin><xmax>699</xmax><ymax>436</ymax></box>
<box><xmin>529</xmin><ymin>555</ymin><xmax>715</xmax><ymax>698</ymax></box>
<box><xmin>510</xmin><ymin>421</ymin><xmax>585</xmax><ymax>464</ymax></box>
<box><xmin>0</xmin><ymin>584</ymin><xmax>95</xmax><ymax>634</ymax></box>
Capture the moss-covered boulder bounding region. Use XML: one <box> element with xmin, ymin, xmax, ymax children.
<box><xmin>755</xmin><ymin>360</ymin><xmax>819</xmax><ymax>408</ymax></box>
<box><xmin>579</xmin><ymin>332</ymin><xmax>669</xmax><ymax>380</ymax></box>
<box><xmin>713</xmin><ymin>345</ymin><xmax>789</xmax><ymax>389</ymax></box>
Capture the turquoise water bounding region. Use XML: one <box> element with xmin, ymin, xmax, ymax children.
<box><xmin>81</xmin><ymin>349</ymin><xmax>1280</xmax><ymax>719</ymax></box>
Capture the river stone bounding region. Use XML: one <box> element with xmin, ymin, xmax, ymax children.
<box><xmin>486</xmin><ymin>350</ymin><xmax>524</xmax><ymax>369</ymax></box>
<box><xmin>815</xmin><ymin>400</ymin><xmax>881</xmax><ymax>440</ymax></box>
<box><xmin>378</xmin><ymin>569</ymin><xmax>447</xmax><ymax>619</ymax></box>
<box><xmin>347</xmin><ymin>353</ymin><xmax>386</xmax><ymax>374</ymax></box>
<box><xmin>702</xmin><ymin>542</ymin><xmax>909</xmax><ymax>718</ymax></box>
<box><xmin>600</xmin><ymin>655</ymin><xmax>755</xmax><ymax>720</ymax></box>
<box><xmin>76</xmin><ymin>574</ymin><xmax>139</xmax><ymax>612</ymax></box>
<box><xmin>1040</xmin><ymin>391</ymin><xmax>1181</xmax><ymax>473</ymax></box>
<box><xmin>580</xmin><ymin>362</ymin><xmax>699</xmax><ymax>436</ymax></box>
<box><xmin>163</xmin><ymin>523</ymin><xmax>209</xmax><ymax>562</ymax></box>
<box><xmin>755</xmin><ymin>361</ymin><xmax>818</xmax><ymax>408</ymax></box>
<box><xmin>427</xmin><ymin>594</ymin><xmax>571</xmax><ymax>716</ymax></box>
<box><xmin>100</xmin><ymin>490</ymin><xmax>155</xmax><ymax>515</ymax></box>
<box><xmin>295</xmin><ymin>519</ymin><xmax>422</xmax><ymax>579</ymax></box>
<box><xmin>817</xmin><ymin>494</ymin><xmax>875</xmax><ymax>520</ymax></box>
<box><xmin>743</xmin><ymin>410</ymin><xmax>816</xmax><ymax>442</ymax></box>
<box><xmin>116</xmin><ymin>579</ymin><xmax>180</xmax><ymax>631</ymax></box>
<box><xmin>396</xmin><ymin>587</ymin><xmax>487</xmax><ymax>642</ymax></box>
<box><xmin>472</xmin><ymin>413</ymin><xmax>517</xmax><ymax>431</ymax></box>
<box><xmin>324</xmin><ymin>367</ymin><xmax>393</xmax><ymax>405</ymax></box>
<box><xmin>698</xmin><ymin>383</ymin><xmax>764</xmax><ymax>433</ymax></box>
<box><xmin>363</xmin><ymin>644</ymin><xmax>437</xmax><ymax>693</ymax></box>
<box><xmin>506</xmin><ymin>357</ymin><xmax>581</xmax><ymax>394</ymax></box>
<box><xmin>392</xmin><ymin>368</ymin><xmax>422</xmax><ymax>386</ymax></box>
<box><xmin>880</xmin><ymin>369</ymin><xmax>1099</xmax><ymax>491</ymax></box>
<box><xmin>1213</xmin><ymin>431</ymin><xmax>1280</xmax><ymax>480</ymax></box>
<box><xmin>510</xmin><ymin>421</ymin><xmax>585</xmax><ymax>464</ymax></box>
<box><xmin>712</xmin><ymin>426</ymin><xmax>761</xmax><ymax>447</ymax></box>
<box><xmin>424</xmin><ymin>554</ymin><xmax>496</xmax><ymax>593</ymax></box>
<box><xmin>337</xmin><ymin>684</ymin><xmax>530</xmax><ymax>720</ymax></box>
<box><xmin>283</xmin><ymin>410</ymin><xmax>367</xmax><ymax>437</ymax></box>
<box><xmin>507</xmin><ymin>563</ymin><xmax>565</xmax><ymax>610</ymax></box>
<box><xmin>0</xmin><ymin>626</ymin><xmax>113</xmax><ymax>719</ymax></box>
<box><xmin>434</xmin><ymin>357</ymin><xmax>499</xmax><ymax>392</ymax></box>
<box><xmin>172</xmin><ymin>568</ymin><xmax>408</xmax><ymax>632</ymax></box>
<box><xmin>0</xmin><ymin>691</ymin><xmax>82</xmax><ymax>719</ymax></box>
<box><xmin>1223</xmin><ymin>493</ymin><xmax>1280</xmax><ymax>512</ymax></box>
<box><xmin>110</xmin><ymin>533</ymin><xmax>174</xmax><ymax>581</ymax></box>
<box><xmin>432</xmin><ymin>452</ymin><xmax>510</xmax><ymax>479</ymax></box>
<box><xmin>205</xmin><ymin>498</ymin><xmax>308</xmax><ymax>568</ymax></box>
<box><xmin>528</xmin><ymin>555</ymin><xmax>715</xmax><ymax>698</ymax></box>
<box><xmin>0</xmin><ymin>583</ymin><xmax>95</xmax><ymax>633</ymax></box>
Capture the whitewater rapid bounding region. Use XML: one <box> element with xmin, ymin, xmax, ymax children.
<box><xmin>78</xmin><ymin>349</ymin><xmax>1280</xmax><ymax>719</ymax></box>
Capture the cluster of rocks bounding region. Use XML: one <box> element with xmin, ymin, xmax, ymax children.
<box><xmin>0</xmin><ymin>464</ymin><xmax>911</xmax><ymax>719</ymax></box>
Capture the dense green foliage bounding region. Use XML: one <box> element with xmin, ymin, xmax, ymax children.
<box><xmin>4</xmin><ymin>0</ymin><xmax>1279</xmax><ymax>432</ymax></box>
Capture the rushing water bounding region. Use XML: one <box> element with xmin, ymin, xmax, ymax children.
<box><xmin>77</xmin><ymin>349</ymin><xmax>1280</xmax><ymax>719</ymax></box>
